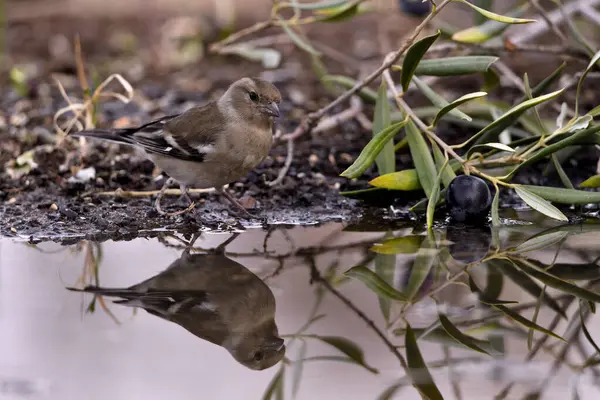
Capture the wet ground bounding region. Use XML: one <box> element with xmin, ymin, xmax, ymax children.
<box><xmin>1</xmin><ymin>211</ymin><xmax>600</xmax><ymax>400</ymax></box>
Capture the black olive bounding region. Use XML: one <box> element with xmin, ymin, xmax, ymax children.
<box><xmin>447</xmin><ymin>226</ymin><xmax>492</xmax><ymax>263</ymax></box>
<box><xmin>397</xmin><ymin>0</ymin><xmax>432</xmax><ymax>16</ymax></box>
<box><xmin>446</xmin><ymin>175</ymin><xmax>492</xmax><ymax>224</ymax></box>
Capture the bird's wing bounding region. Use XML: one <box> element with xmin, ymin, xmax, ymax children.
<box><xmin>71</xmin><ymin>102</ymin><xmax>226</xmax><ymax>162</ymax></box>
<box><xmin>162</xmin><ymin>102</ymin><xmax>227</xmax><ymax>157</ymax></box>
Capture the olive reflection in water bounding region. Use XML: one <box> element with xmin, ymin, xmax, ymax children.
<box><xmin>67</xmin><ymin>235</ymin><xmax>285</xmax><ymax>371</ymax></box>
<box><xmin>447</xmin><ymin>226</ymin><xmax>492</xmax><ymax>264</ymax></box>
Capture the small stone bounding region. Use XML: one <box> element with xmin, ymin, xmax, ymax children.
<box><xmin>308</xmin><ymin>154</ymin><xmax>319</xmax><ymax>167</ymax></box>
<box><xmin>7</xmin><ymin>197</ymin><xmax>17</xmax><ymax>204</ymax></box>
<box><xmin>49</xmin><ymin>203</ymin><xmax>58</xmax><ymax>211</ymax></box>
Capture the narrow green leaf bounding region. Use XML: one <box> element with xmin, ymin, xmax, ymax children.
<box><xmin>373</xmin><ymin>80</ymin><xmax>395</xmax><ymax>175</ymax></box>
<box><xmin>401</xmin><ymin>31</ymin><xmax>441</xmax><ymax>92</ymax></box>
<box><xmin>469</xmin><ymin>276</ymin><xmax>517</xmax><ymax>305</ymax></box>
<box><xmin>438</xmin><ymin>313</ymin><xmax>491</xmax><ymax>355</ymax></box>
<box><xmin>513</xmin><ymin>231</ymin><xmax>569</xmax><ymax>253</ymax></box>
<box><xmin>551</xmin><ymin>154</ymin><xmax>575</xmax><ymax>189</ymax></box>
<box><xmin>432</xmin><ymin>91</ymin><xmax>487</xmax><ymax>126</ymax></box>
<box><xmin>466</xmin><ymin>143</ymin><xmax>515</xmax><ymax>160</ymax></box>
<box><xmin>341</xmin><ymin>120</ymin><xmax>408</xmax><ymax>178</ymax></box>
<box><xmin>511</xmin><ymin>258</ymin><xmax>600</xmax><ymax>304</ymax></box>
<box><xmin>456</xmin><ymin>0</ymin><xmax>536</xmax><ymax>24</ymax></box>
<box><xmin>316</xmin><ymin>0</ymin><xmax>360</xmax><ymax>22</ymax></box>
<box><xmin>413</xmin><ymin>76</ymin><xmax>472</xmax><ymax>122</ymax></box>
<box><xmin>491</xmin><ymin>188</ymin><xmax>500</xmax><ymax>226</ymax></box>
<box><xmin>427</xmin><ymin>159</ymin><xmax>447</xmax><ymax>229</ymax></box>
<box><xmin>484</xmin><ymin>264</ymin><xmax>504</xmax><ymax>301</ymax></box>
<box><xmin>406</xmin><ymin>237</ymin><xmax>437</xmax><ymax>300</ymax></box>
<box><xmin>262</xmin><ymin>366</ymin><xmax>284</xmax><ymax>400</ymax></box>
<box><xmin>406</xmin><ymin>120</ymin><xmax>437</xmax><ymax>198</ymax></box>
<box><xmin>374</xmin><ymin>238</ymin><xmax>397</xmax><ymax>323</ymax></box>
<box><xmin>489</xmin><ymin>259</ymin><xmax>566</xmax><ymax>318</ymax></box>
<box><xmin>580</xmin><ymin>302</ymin><xmax>600</xmax><ymax>355</ymax></box>
<box><xmin>521</xmin><ymin>185</ymin><xmax>600</xmax><ymax>205</ymax></box>
<box><xmin>467</xmin><ymin>89</ymin><xmax>564</xmax><ymax>146</ymax></box>
<box><xmin>514</xmin><ymin>62</ymin><xmax>566</xmax><ymax>105</ymax></box>
<box><xmin>377</xmin><ymin>381</ymin><xmax>409</xmax><ymax>400</ymax></box>
<box><xmin>506</xmin><ymin>124</ymin><xmax>600</xmax><ymax>180</ymax></box>
<box><xmin>280</xmin><ymin>21</ymin><xmax>321</xmax><ymax>55</ymax></box>
<box><xmin>514</xmin><ymin>186</ymin><xmax>568</xmax><ymax>222</ymax></box>
<box><xmin>316</xmin><ymin>336</ymin><xmax>378</xmax><ymax>373</ymax></box>
<box><xmin>287</xmin><ymin>0</ymin><xmax>350</xmax><ymax>10</ymax></box>
<box><xmin>345</xmin><ymin>266</ymin><xmax>408</xmax><ymax>301</ymax></box>
<box><xmin>493</xmin><ymin>303</ymin><xmax>565</xmax><ymax>341</ymax></box>
<box><xmin>369</xmin><ymin>169</ymin><xmax>422</xmax><ymax>191</ymax></box>
<box><xmin>291</xmin><ymin>341</ymin><xmax>307</xmax><ymax>398</ymax></box>
<box><xmin>405</xmin><ymin>56</ymin><xmax>499</xmax><ymax>76</ymax></box>
<box><xmin>580</xmin><ymin>175</ymin><xmax>600</xmax><ymax>188</ymax></box>
<box><xmin>321</xmin><ymin>75</ymin><xmax>377</xmax><ymax>102</ymax></box>
<box><xmin>528</xmin><ymin>287</ymin><xmax>545</xmax><ymax>351</ymax></box>
<box><xmin>472</xmin><ymin>0</ymin><xmax>494</xmax><ymax>25</ymax></box>
<box><xmin>370</xmin><ymin>235</ymin><xmax>425</xmax><ymax>255</ymax></box>
<box><xmin>534</xmin><ymin>260</ymin><xmax>600</xmax><ymax>281</ymax></box>
<box><xmin>453</xmin><ymin>3</ymin><xmax>528</xmax><ymax>43</ymax></box>
<box><xmin>432</xmin><ymin>142</ymin><xmax>456</xmax><ymax>187</ymax></box>
<box><xmin>575</xmin><ymin>50</ymin><xmax>600</xmax><ymax>116</ymax></box>
<box><xmin>405</xmin><ymin>324</ymin><xmax>444</xmax><ymax>400</ymax></box>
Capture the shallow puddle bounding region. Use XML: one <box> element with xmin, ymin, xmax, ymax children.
<box><xmin>1</xmin><ymin>215</ymin><xmax>600</xmax><ymax>399</ymax></box>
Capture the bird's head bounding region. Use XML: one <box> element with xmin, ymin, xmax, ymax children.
<box><xmin>223</xmin><ymin>77</ymin><xmax>282</xmax><ymax>126</ymax></box>
<box><xmin>225</xmin><ymin>321</ymin><xmax>286</xmax><ymax>370</ymax></box>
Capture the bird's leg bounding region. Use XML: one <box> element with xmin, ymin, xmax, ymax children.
<box><xmin>183</xmin><ymin>231</ymin><xmax>202</xmax><ymax>256</ymax></box>
<box><xmin>215</xmin><ymin>232</ymin><xmax>241</xmax><ymax>254</ymax></box>
<box><xmin>178</xmin><ymin>183</ymin><xmax>194</xmax><ymax>205</ymax></box>
<box><xmin>155</xmin><ymin>177</ymin><xmax>196</xmax><ymax>217</ymax></box>
<box><xmin>217</xmin><ymin>186</ymin><xmax>257</xmax><ymax>219</ymax></box>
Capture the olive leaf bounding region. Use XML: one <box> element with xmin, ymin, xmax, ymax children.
<box><xmin>369</xmin><ymin>169</ymin><xmax>422</xmax><ymax>191</ymax></box>
<box><xmin>453</xmin><ymin>3</ymin><xmax>530</xmax><ymax>43</ymax></box>
<box><xmin>455</xmin><ymin>0</ymin><xmax>535</xmax><ymax>24</ymax></box>
<box><xmin>514</xmin><ymin>186</ymin><xmax>568</xmax><ymax>222</ymax></box>
<box><xmin>373</xmin><ymin>80</ymin><xmax>395</xmax><ymax>175</ymax></box>
<box><xmin>321</xmin><ymin>75</ymin><xmax>378</xmax><ymax>102</ymax></box>
<box><xmin>413</xmin><ymin>76</ymin><xmax>473</xmax><ymax>122</ymax></box>
<box><xmin>439</xmin><ymin>313</ymin><xmax>491</xmax><ymax>355</ymax></box>
<box><xmin>575</xmin><ymin>49</ymin><xmax>600</xmax><ymax>116</ymax></box>
<box><xmin>280</xmin><ymin>21</ymin><xmax>321</xmax><ymax>55</ymax></box>
<box><xmin>316</xmin><ymin>336</ymin><xmax>379</xmax><ymax>373</ymax></box>
<box><xmin>427</xmin><ymin>159</ymin><xmax>447</xmax><ymax>229</ymax></box>
<box><xmin>521</xmin><ymin>185</ymin><xmax>600</xmax><ymax>205</ymax></box>
<box><xmin>395</xmin><ymin>56</ymin><xmax>498</xmax><ymax>76</ymax></box>
<box><xmin>405</xmin><ymin>324</ymin><xmax>444</xmax><ymax>400</ymax></box>
<box><xmin>405</xmin><ymin>237</ymin><xmax>437</xmax><ymax>300</ymax></box>
<box><xmin>406</xmin><ymin>120</ymin><xmax>437</xmax><ymax>198</ymax></box>
<box><xmin>492</xmin><ymin>304</ymin><xmax>565</xmax><ymax>342</ymax></box>
<box><xmin>432</xmin><ymin>91</ymin><xmax>487</xmax><ymax>126</ymax></box>
<box><xmin>344</xmin><ymin>266</ymin><xmax>408</xmax><ymax>301</ymax></box>
<box><xmin>370</xmin><ymin>235</ymin><xmax>425</xmax><ymax>255</ymax></box>
<box><xmin>401</xmin><ymin>30</ymin><xmax>441</xmax><ymax>92</ymax></box>
<box><xmin>341</xmin><ymin>120</ymin><xmax>408</xmax><ymax>178</ymax></box>
<box><xmin>491</xmin><ymin>189</ymin><xmax>500</xmax><ymax>226</ymax></box>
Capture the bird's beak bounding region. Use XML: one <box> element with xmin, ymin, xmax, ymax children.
<box><xmin>262</xmin><ymin>102</ymin><xmax>280</xmax><ymax>118</ymax></box>
<box><xmin>266</xmin><ymin>337</ymin><xmax>285</xmax><ymax>352</ymax></box>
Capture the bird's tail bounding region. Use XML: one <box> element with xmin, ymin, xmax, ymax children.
<box><xmin>69</xmin><ymin>128</ymin><xmax>136</xmax><ymax>147</ymax></box>
<box><xmin>66</xmin><ymin>286</ymin><xmax>138</xmax><ymax>298</ymax></box>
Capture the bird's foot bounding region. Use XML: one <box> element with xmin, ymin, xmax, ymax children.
<box><xmin>156</xmin><ymin>200</ymin><xmax>196</xmax><ymax>217</ymax></box>
<box><xmin>217</xmin><ymin>187</ymin><xmax>260</xmax><ymax>220</ymax></box>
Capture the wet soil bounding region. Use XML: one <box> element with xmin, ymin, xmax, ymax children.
<box><xmin>2</xmin><ymin>13</ymin><xmax>600</xmax><ymax>243</ymax></box>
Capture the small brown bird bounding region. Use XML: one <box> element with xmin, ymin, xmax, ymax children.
<box><xmin>66</xmin><ymin>236</ymin><xmax>285</xmax><ymax>370</ymax></box>
<box><xmin>71</xmin><ymin>77</ymin><xmax>282</xmax><ymax>217</ymax></box>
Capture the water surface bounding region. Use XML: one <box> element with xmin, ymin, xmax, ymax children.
<box><xmin>1</xmin><ymin>215</ymin><xmax>600</xmax><ymax>399</ymax></box>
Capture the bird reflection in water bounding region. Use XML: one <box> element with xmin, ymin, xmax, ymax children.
<box><xmin>67</xmin><ymin>233</ymin><xmax>285</xmax><ymax>371</ymax></box>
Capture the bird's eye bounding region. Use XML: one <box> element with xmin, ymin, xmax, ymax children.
<box><xmin>253</xmin><ymin>351</ymin><xmax>265</xmax><ymax>361</ymax></box>
<box><xmin>249</xmin><ymin>91</ymin><xmax>259</xmax><ymax>102</ymax></box>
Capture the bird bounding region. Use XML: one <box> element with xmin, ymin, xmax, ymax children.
<box><xmin>70</xmin><ymin>77</ymin><xmax>282</xmax><ymax>218</ymax></box>
<box><xmin>66</xmin><ymin>234</ymin><xmax>286</xmax><ymax>371</ymax></box>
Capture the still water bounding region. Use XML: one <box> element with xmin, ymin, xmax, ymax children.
<box><xmin>1</xmin><ymin>214</ymin><xmax>600</xmax><ymax>400</ymax></box>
